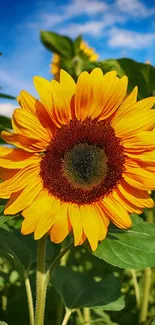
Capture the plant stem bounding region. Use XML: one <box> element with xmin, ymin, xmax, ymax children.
<box><xmin>139</xmin><ymin>209</ymin><xmax>153</xmax><ymax>323</ymax></box>
<box><xmin>61</xmin><ymin>308</ymin><xmax>72</xmax><ymax>325</ymax></box>
<box><xmin>25</xmin><ymin>275</ymin><xmax>35</xmax><ymax>325</ymax></box>
<box><xmin>35</xmin><ymin>235</ymin><xmax>47</xmax><ymax>325</ymax></box>
<box><xmin>83</xmin><ymin>307</ymin><xmax>91</xmax><ymax>325</ymax></box>
<box><xmin>49</xmin><ymin>240</ymin><xmax>73</xmax><ymax>275</ymax></box>
<box><xmin>130</xmin><ymin>269</ymin><xmax>140</xmax><ymax>308</ymax></box>
<box><xmin>139</xmin><ymin>267</ymin><xmax>152</xmax><ymax>323</ymax></box>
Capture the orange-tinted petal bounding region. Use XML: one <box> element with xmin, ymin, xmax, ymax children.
<box><xmin>101</xmin><ymin>195</ymin><xmax>132</xmax><ymax>228</ymax></box>
<box><xmin>0</xmin><ymin>147</ymin><xmax>39</xmax><ymax>168</ymax></box>
<box><xmin>0</xmin><ymin>167</ymin><xmax>18</xmax><ymax>181</ymax></box>
<box><xmin>34</xmin><ymin>196</ymin><xmax>61</xmax><ymax>239</ymax></box>
<box><xmin>112</xmin><ymin>97</ymin><xmax>155</xmax><ymax>138</ymax></box>
<box><xmin>22</xmin><ymin>190</ymin><xmax>55</xmax><ymax>235</ymax></box>
<box><xmin>19</xmin><ymin>90</ymin><xmax>55</xmax><ymax>135</ymax></box>
<box><xmin>68</xmin><ymin>204</ymin><xmax>82</xmax><ymax>246</ymax></box>
<box><xmin>33</xmin><ymin>77</ymin><xmax>53</xmax><ymax>113</ymax></box>
<box><xmin>123</xmin><ymin>130</ymin><xmax>155</xmax><ymax>151</ymax></box>
<box><xmin>50</xmin><ymin>80</ymin><xmax>72</xmax><ymax>126</ymax></box>
<box><xmin>59</xmin><ymin>70</ymin><xmax>76</xmax><ymax>105</ymax></box>
<box><xmin>75</xmin><ymin>71</ymin><xmax>94</xmax><ymax>121</ymax></box>
<box><xmin>124</xmin><ymin>166</ymin><xmax>155</xmax><ymax>191</ymax></box>
<box><xmin>112</xmin><ymin>86</ymin><xmax>138</xmax><ymax>123</ymax></box>
<box><xmin>112</xmin><ymin>189</ymin><xmax>143</xmax><ymax>214</ymax></box>
<box><xmin>118</xmin><ymin>179</ymin><xmax>154</xmax><ymax>208</ymax></box>
<box><xmin>50</xmin><ymin>203</ymin><xmax>71</xmax><ymax>243</ymax></box>
<box><xmin>0</xmin><ymin>163</ymin><xmax>40</xmax><ymax>196</ymax></box>
<box><xmin>80</xmin><ymin>204</ymin><xmax>99</xmax><ymax>251</ymax></box>
<box><xmin>4</xmin><ymin>175</ymin><xmax>43</xmax><ymax>215</ymax></box>
<box><xmin>91</xmin><ymin>72</ymin><xmax>128</xmax><ymax>120</ymax></box>
<box><xmin>12</xmin><ymin>108</ymin><xmax>50</xmax><ymax>144</ymax></box>
<box><xmin>1</xmin><ymin>131</ymin><xmax>46</xmax><ymax>152</ymax></box>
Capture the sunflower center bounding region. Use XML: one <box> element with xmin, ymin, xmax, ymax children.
<box><xmin>40</xmin><ymin>118</ymin><xmax>125</xmax><ymax>204</ymax></box>
<box><xmin>62</xmin><ymin>143</ymin><xmax>108</xmax><ymax>189</ymax></box>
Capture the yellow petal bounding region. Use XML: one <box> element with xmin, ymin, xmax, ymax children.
<box><xmin>118</xmin><ymin>179</ymin><xmax>154</xmax><ymax>209</ymax></box>
<box><xmin>17</xmin><ymin>91</ymin><xmax>56</xmax><ymax>137</ymax></box>
<box><xmin>0</xmin><ymin>163</ymin><xmax>40</xmax><ymax>195</ymax></box>
<box><xmin>1</xmin><ymin>131</ymin><xmax>46</xmax><ymax>152</ymax></box>
<box><xmin>50</xmin><ymin>203</ymin><xmax>71</xmax><ymax>243</ymax></box>
<box><xmin>34</xmin><ymin>196</ymin><xmax>60</xmax><ymax>239</ymax></box>
<box><xmin>101</xmin><ymin>195</ymin><xmax>132</xmax><ymax>229</ymax></box>
<box><xmin>68</xmin><ymin>204</ymin><xmax>82</xmax><ymax>246</ymax></box>
<box><xmin>59</xmin><ymin>69</ymin><xmax>76</xmax><ymax>105</ymax></box>
<box><xmin>75</xmin><ymin>71</ymin><xmax>94</xmax><ymax>121</ymax></box>
<box><xmin>124</xmin><ymin>166</ymin><xmax>155</xmax><ymax>191</ymax></box>
<box><xmin>50</xmin><ymin>80</ymin><xmax>72</xmax><ymax>126</ymax></box>
<box><xmin>80</xmin><ymin>204</ymin><xmax>99</xmax><ymax>251</ymax></box>
<box><xmin>0</xmin><ymin>147</ymin><xmax>39</xmax><ymax>168</ymax></box>
<box><xmin>123</xmin><ymin>130</ymin><xmax>155</xmax><ymax>151</ymax></box>
<box><xmin>4</xmin><ymin>175</ymin><xmax>43</xmax><ymax>215</ymax></box>
<box><xmin>112</xmin><ymin>86</ymin><xmax>138</xmax><ymax>122</ymax></box>
<box><xmin>112</xmin><ymin>97</ymin><xmax>155</xmax><ymax>137</ymax></box>
<box><xmin>112</xmin><ymin>189</ymin><xmax>144</xmax><ymax>214</ymax></box>
<box><xmin>22</xmin><ymin>190</ymin><xmax>54</xmax><ymax>235</ymax></box>
<box><xmin>33</xmin><ymin>76</ymin><xmax>53</xmax><ymax>112</ymax></box>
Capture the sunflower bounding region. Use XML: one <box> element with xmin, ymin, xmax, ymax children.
<box><xmin>50</xmin><ymin>40</ymin><xmax>99</xmax><ymax>80</ymax></box>
<box><xmin>0</xmin><ymin>68</ymin><xmax>155</xmax><ymax>251</ymax></box>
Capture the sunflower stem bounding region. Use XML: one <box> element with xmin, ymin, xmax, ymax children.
<box><xmin>61</xmin><ymin>308</ymin><xmax>73</xmax><ymax>325</ymax></box>
<box><xmin>83</xmin><ymin>307</ymin><xmax>91</xmax><ymax>325</ymax></box>
<box><xmin>139</xmin><ymin>209</ymin><xmax>153</xmax><ymax>323</ymax></box>
<box><xmin>49</xmin><ymin>240</ymin><xmax>73</xmax><ymax>275</ymax></box>
<box><xmin>24</xmin><ymin>274</ymin><xmax>35</xmax><ymax>325</ymax></box>
<box><xmin>130</xmin><ymin>269</ymin><xmax>140</xmax><ymax>309</ymax></box>
<box><xmin>35</xmin><ymin>235</ymin><xmax>47</xmax><ymax>325</ymax></box>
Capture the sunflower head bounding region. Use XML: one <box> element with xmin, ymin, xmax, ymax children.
<box><xmin>0</xmin><ymin>68</ymin><xmax>155</xmax><ymax>251</ymax></box>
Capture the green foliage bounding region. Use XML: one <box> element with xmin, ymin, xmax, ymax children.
<box><xmin>52</xmin><ymin>266</ymin><xmax>124</xmax><ymax>310</ymax></box>
<box><xmin>40</xmin><ymin>31</ymin><xmax>74</xmax><ymax>58</ymax></box>
<box><xmin>93</xmin><ymin>216</ymin><xmax>155</xmax><ymax>269</ymax></box>
<box><xmin>99</xmin><ymin>58</ymin><xmax>155</xmax><ymax>99</ymax></box>
<box><xmin>0</xmin><ymin>93</ymin><xmax>15</xmax><ymax>100</ymax></box>
<box><xmin>0</xmin><ymin>229</ymin><xmax>32</xmax><ymax>278</ymax></box>
<box><xmin>0</xmin><ymin>116</ymin><xmax>12</xmax><ymax>132</ymax></box>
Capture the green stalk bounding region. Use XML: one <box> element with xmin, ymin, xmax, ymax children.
<box><xmin>35</xmin><ymin>235</ymin><xmax>47</xmax><ymax>325</ymax></box>
<box><xmin>139</xmin><ymin>209</ymin><xmax>153</xmax><ymax>323</ymax></box>
<box><xmin>25</xmin><ymin>275</ymin><xmax>35</xmax><ymax>325</ymax></box>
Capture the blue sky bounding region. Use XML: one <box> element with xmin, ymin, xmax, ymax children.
<box><xmin>0</xmin><ymin>0</ymin><xmax>155</xmax><ymax>116</ymax></box>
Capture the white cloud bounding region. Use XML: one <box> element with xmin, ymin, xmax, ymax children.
<box><xmin>108</xmin><ymin>28</ymin><xmax>155</xmax><ymax>49</ymax></box>
<box><xmin>0</xmin><ymin>103</ymin><xmax>16</xmax><ymax>118</ymax></box>
<box><xmin>41</xmin><ymin>0</ymin><xmax>108</xmax><ymax>29</ymax></box>
<box><xmin>58</xmin><ymin>21</ymin><xmax>105</xmax><ymax>37</ymax></box>
<box><xmin>116</xmin><ymin>0</ymin><xmax>155</xmax><ymax>18</ymax></box>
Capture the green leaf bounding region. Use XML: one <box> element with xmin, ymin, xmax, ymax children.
<box><xmin>0</xmin><ymin>215</ymin><xmax>17</xmax><ymax>227</ymax></box>
<box><xmin>93</xmin><ymin>217</ymin><xmax>155</xmax><ymax>269</ymax></box>
<box><xmin>40</xmin><ymin>31</ymin><xmax>74</xmax><ymax>59</ymax></box>
<box><xmin>93</xmin><ymin>295</ymin><xmax>125</xmax><ymax>311</ymax></box>
<box><xmin>74</xmin><ymin>34</ymin><xmax>82</xmax><ymax>52</ymax></box>
<box><xmin>0</xmin><ymin>229</ymin><xmax>32</xmax><ymax>277</ymax></box>
<box><xmin>99</xmin><ymin>58</ymin><xmax>155</xmax><ymax>99</ymax></box>
<box><xmin>52</xmin><ymin>266</ymin><xmax>123</xmax><ymax>309</ymax></box>
<box><xmin>152</xmin><ymin>320</ymin><xmax>155</xmax><ymax>325</ymax></box>
<box><xmin>0</xmin><ymin>322</ymin><xmax>8</xmax><ymax>325</ymax></box>
<box><xmin>0</xmin><ymin>93</ymin><xmax>16</xmax><ymax>99</ymax></box>
<box><xmin>0</xmin><ymin>116</ymin><xmax>12</xmax><ymax>131</ymax></box>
